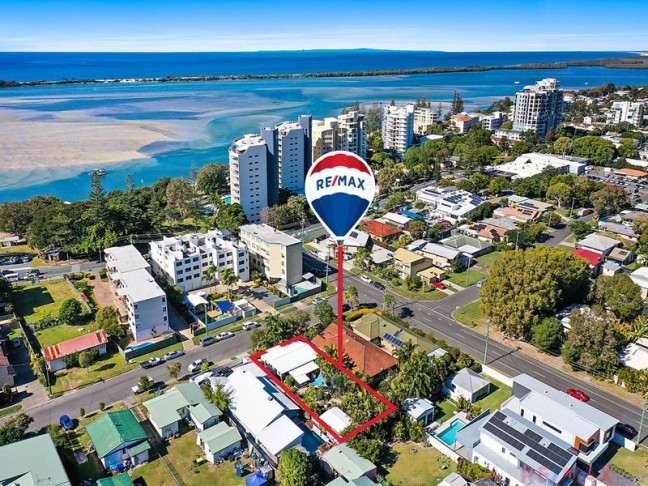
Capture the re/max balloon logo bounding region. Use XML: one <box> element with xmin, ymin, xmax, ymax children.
<box><xmin>315</xmin><ymin>174</ymin><xmax>367</xmax><ymax>191</ymax></box>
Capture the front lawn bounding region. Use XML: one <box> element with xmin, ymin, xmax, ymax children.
<box><xmin>0</xmin><ymin>244</ymin><xmax>36</xmax><ymax>256</ymax></box>
<box><xmin>453</xmin><ymin>300</ymin><xmax>487</xmax><ymax>329</ymax></box>
<box><xmin>386</xmin><ymin>442</ymin><xmax>456</xmax><ymax>485</ymax></box>
<box><xmin>445</xmin><ymin>269</ymin><xmax>486</xmax><ymax>288</ymax></box>
<box><xmin>473</xmin><ymin>378</ymin><xmax>512</xmax><ymax>413</ymax></box>
<box><xmin>36</xmin><ymin>324</ymin><xmax>98</xmax><ymax>348</ymax></box>
<box><xmin>473</xmin><ymin>251</ymin><xmax>503</xmax><ymax>272</ymax></box>
<box><xmin>12</xmin><ymin>278</ymin><xmax>80</xmax><ymax>323</ymax></box>
<box><xmin>131</xmin><ymin>431</ymin><xmax>250</xmax><ymax>486</ymax></box>
<box><xmin>353</xmin><ymin>269</ymin><xmax>445</xmax><ymax>301</ymax></box>
<box><xmin>602</xmin><ymin>444</ymin><xmax>648</xmax><ymax>485</ymax></box>
<box><xmin>132</xmin><ymin>342</ymin><xmax>185</xmax><ymax>364</ymax></box>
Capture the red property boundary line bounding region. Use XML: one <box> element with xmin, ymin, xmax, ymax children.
<box><xmin>249</xmin><ymin>335</ymin><xmax>398</xmax><ymax>444</ymax></box>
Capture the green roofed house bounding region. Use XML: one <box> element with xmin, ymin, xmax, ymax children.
<box><xmin>196</xmin><ymin>421</ymin><xmax>243</xmax><ymax>463</ymax></box>
<box><xmin>321</xmin><ymin>444</ymin><xmax>377</xmax><ymax>482</ymax></box>
<box><xmin>351</xmin><ymin>313</ymin><xmax>447</xmax><ymax>359</ymax></box>
<box><xmin>86</xmin><ymin>410</ymin><xmax>151</xmax><ymax>468</ymax></box>
<box><xmin>326</xmin><ymin>477</ymin><xmax>379</xmax><ymax>486</ymax></box>
<box><xmin>96</xmin><ymin>473</ymin><xmax>135</xmax><ymax>486</ymax></box>
<box><xmin>144</xmin><ymin>382</ymin><xmax>222</xmax><ymax>438</ymax></box>
<box><xmin>0</xmin><ymin>433</ymin><xmax>71</xmax><ymax>486</ymax></box>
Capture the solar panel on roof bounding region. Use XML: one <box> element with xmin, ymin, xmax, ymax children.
<box><xmin>524</xmin><ymin>430</ymin><xmax>542</xmax><ymax>442</ymax></box>
<box><xmin>384</xmin><ymin>333</ymin><xmax>404</xmax><ymax>348</ymax></box>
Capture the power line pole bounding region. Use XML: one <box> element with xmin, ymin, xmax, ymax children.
<box><xmin>483</xmin><ymin>318</ymin><xmax>492</xmax><ymax>365</ymax></box>
<box><xmin>637</xmin><ymin>392</ymin><xmax>648</xmax><ymax>446</ymax></box>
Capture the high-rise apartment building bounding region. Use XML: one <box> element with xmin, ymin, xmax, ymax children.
<box><xmin>413</xmin><ymin>106</ymin><xmax>438</xmax><ymax>135</ymax></box>
<box><xmin>382</xmin><ymin>104</ymin><xmax>415</xmax><ymax>155</ymax></box>
<box><xmin>512</xmin><ymin>78</ymin><xmax>563</xmax><ymax>138</ymax></box>
<box><xmin>274</xmin><ymin>121</ymin><xmax>307</xmax><ymax>194</ymax></box>
<box><xmin>336</xmin><ymin>111</ymin><xmax>366</xmax><ymax>159</ymax></box>
<box><xmin>606</xmin><ymin>101</ymin><xmax>645</xmax><ymax>127</ymax></box>
<box><xmin>311</xmin><ymin>117</ymin><xmax>338</xmax><ymax>162</ymax></box>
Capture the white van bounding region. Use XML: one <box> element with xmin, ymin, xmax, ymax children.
<box><xmin>3</xmin><ymin>273</ymin><xmax>18</xmax><ymax>282</ymax></box>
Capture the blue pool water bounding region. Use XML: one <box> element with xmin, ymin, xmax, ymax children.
<box><xmin>127</xmin><ymin>341</ymin><xmax>153</xmax><ymax>351</ymax></box>
<box><xmin>437</xmin><ymin>419</ymin><xmax>465</xmax><ymax>446</ymax></box>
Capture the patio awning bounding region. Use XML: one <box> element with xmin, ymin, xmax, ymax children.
<box><xmin>184</xmin><ymin>293</ymin><xmax>209</xmax><ymax>307</ymax></box>
<box><xmin>289</xmin><ymin>361</ymin><xmax>319</xmax><ymax>385</ymax></box>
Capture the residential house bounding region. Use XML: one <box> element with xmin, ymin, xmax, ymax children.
<box><xmin>104</xmin><ymin>245</ymin><xmax>169</xmax><ymax>342</ymax></box>
<box><xmin>312</xmin><ymin>324</ymin><xmax>397</xmax><ymax>379</ymax></box>
<box><xmin>450</xmin><ymin>113</ymin><xmax>480</xmax><ymax>134</ymax></box>
<box><xmin>509</xmin><ymin>195</ymin><xmax>554</xmax><ymax>213</ymax></box>
<box><xmin>415</xmin><ymin>186</ymin><xmax>484</xmax><ymax>222</ymax></box>
<box><xmin>144</xmin><ymin>383</ymin><xmax>222</xmax><ymax>438</ymax></box>
<box><xmin>494</xmin><ymin>206</ymin><xmax>542</xmax><ymax>224</ymax></box>
<box><xmin>369</xmin><ymin>247</ymin><xmax>394</xmax><ymax>267</ymax></box>
<box><xmin>598</xmin><ymin>222</ymin><xmax>639</xmax><ymax>242</ymax></box>
<box><xmin>504</xmin><ymin>374</ymin><xmax>619</xmax><ymax>471</ymax></box>
<box><xmin>260</xmin><ymin>340</ymin><xmax>319</xmax><ymax>387</ymax></box>
<box><xmin>571</xmin><ymin>248</ymin><xmax>604</xmax><ymax>275</ymax></box>
<box><xmin>601</xmin><ymin>261</ymin><xmax>622</xmax><ymax>277</ymax></box>
<box><xmin>482</xmin><ymin>217</ymin><xmax>519</xmax><ymax>232</ymax></box>
<box><xmin>607</xmin><ymin>247</ymin><xmax>635</xmax><ymax>265</ymax></box>
<box><xmin>0</xmin><ymin>434</ymin><xmax>71</xmax><ymax>486</ymax></box>
<box><xmin>327</xmin><ymin>230</ymin><xmax>371</xmax><ymax>257</ymax></box>
<box><xmin>214</xmin><ymin>362</ymin><xmax>303</xmax><ymax>465</ymax></box>
<box><xmin>418</xmin><ymin>266</ymin><xmax>447</xmax><ymax>285</ymax></box>
<box><xmin>439</xmin><ymin>472</ymin><xmax>469</xmax><ymax>486</ymax></box>
<box><xmin>443</xmin><ymin>368</ymin><xmax>491</xmax><ymax>403</ymax></box>
<box><xmin>404</xmin><ymin>397</ymin><xmax>435</xmax><ymax>426</ymax></box>
<box><xmin>630</xmin><ymin>266</ymin><xmax>648</xmax><ymax>298</ymax></box>
<box><xmin>440</xmin><ymin>235</ymin><xmax>493</xmax><ymax>258</ymax></box>
<box><xmin>321</xmin><ymin>444</ymin><xmax>378</xmax><ymax>482</ymax></box>
<box><xmin>240</xmin><ymin>224</ymin><xmax>302</xmax><ymax>288</ymax></box>
<box><xmin>41</xmin><ymin>330</ymin><xmax>108</xmax><ymax>372</ymax></box>
<box><xmin>197</xmin><ymin>422</ymin><xmax>242</xmax><ymax>463</ymax></box>
<box><xmin>381</xmin><ymin>212</ymin><xmax>412</xmax><ymax>230</ymax></box>
<box><xmin>85</xmin><ymin>410</ymin><xmax>151</xmax><ymax>468</ymax></box>
<box><xmin>619</xmin><ymin>337</ymin><xmax>648</xmax><ymax>372</ymax></box>
<box><xmin>456</xmin><ymin>409</ymin><xmax>578</xmax><ymax>486</ymax></box>
<box><xmin>420</xmin><ymin>243</ymin><xmax>463</xmax><ymax>270</ymax></box>
<box><xmin>149</xmin><ymin>230</ymin><xmax>250</xmax><ymax>292</ymax></box>
<box><xmin>326</xmin><ymin>478</ymin><xmax>379</xmax><ymax>486</ymax></box>
<box><xmin>0</xmin><ymin>346</ymin><xmax>16</xmax><ymax>387</ymax></box>
<box><xmin>488</xmin><ymin>153</ymin><xmax>587</xmax><ymax>179</ymax></box>
<box><xmin>615</xmin><ymin>167</ymin><xmax>648</xmax><ymax>181</ymax></box>
<box><xmin>360</xmin><ymin>220</ymin><xmax>401</xmax><ymax>243</ymax></box>
<box><xmin>463</xmin><ymin>222</ymin><xmax>509</xmax><ymax>243</ymax></box>
<box><xmin>576</xmin><ymin>234</ymin><xmax>620</xmax><ymax>256</ymax></box>
<box><xmin>320</xmin><ymin>407</ymin><xmax>352</xmax><ymax>437</ymax></box>
<box><xmin>393</xmin><ymin>248</ymin><xmax>433</xmax><ymax>279</ymax></box>
<box><xmin>96</xmin><ymin>473</ymin><xmax>134</xmax><ymax>486</ymax></box>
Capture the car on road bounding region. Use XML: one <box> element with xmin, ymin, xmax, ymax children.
<box><xmin>617</xmin><ymin>423</ymin><xmax>638</xmax><ymax>438</ymax></box>
<box><xmin>310</xmin><ymin>249</ymin><xmax>319</xmax><ymax>256</ymax></box>
<box><xmin>566</xmin><ymin>388</ymin><xmax>589</xmax><ymax>402</ymax></box>
<box><xmin>360</xmin><ymin>275</ymin><xmax>373</xmax><ymax>284</ymax></box>
<box><xmin>242</xmin><ymin>321</ymin><xmax>260</xmax><ymax>331</ymax></box>
<box><xmin>477</xmin><ymin>278</ymin><xmax>487</xmax><ymax>288</ymax></box>
<box><xmin>188</xmin><ymin>359</ymin><xmax>207</xmax><ymax>373</ymax></box>
<box><xmin>432</xmin><ymin>281</ymin><xmax>446</xmax><ymax>290</ymax></box>
<box><xmin>216</xmin><ymin>331</ymin><xmax>234</xmax><ymax>341</ymax></box>
<box><xmin>131</xmin><ymin>376</ymin><xmax>154</xmax><ymax>395</ymax></box>
<box><xmin>199</xmin><ymin>335</ymin><xmax>216</xmax><ymax>347</ymax></box>
<box><xmin>312</xmin><ymin>297</ymin><xmax>326</xmax><ymax>305</ymax></box>
<box><xmin>59</xmin><ymin>414</ymin><xmax>75</xmax><ymax>431</ymax></box>
<box><xmin>372</xmin><ymin>282</ymin><xmax>385</xmax><ymax>291</ymax></box>
<box><xmin>163</xmin><ymin>350</ymin><xmax>184</xmax><ymax>361</ymax></box>
<box><xmin>140</xmin><ymin>357</ymin><xmax>163</xmax><ymax>369</ymax></box>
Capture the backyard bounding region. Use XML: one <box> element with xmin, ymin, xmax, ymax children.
<box><xmin>434</xmin><ymin>376</ymin><xmax>512</xmax><ymax>424</ymax></box>
<box><xmin>35</xmin><ymin>323</ymin><xmax>99</xmax><ymax>348</ymax></box>
<box><xmin>12</xmin><ymin>278</ymin><xmax>80</xmax><ymax>323</ymax></box>
<box><xmin>385</xmin><ymin>442</ymin><xmax>456</xmax><ymax>485</ymax></box>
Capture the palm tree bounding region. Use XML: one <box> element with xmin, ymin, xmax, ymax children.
<box><xmin>344</xmin><ymin>285</ymin><xmax>359</xmax><ymax>310</ymax></box>
<box><xmin>395</xmin><ymin>340</ymin><xmax>417</xmax><ymax>366</ymax></box>
<box><xmin>203</xmin><ymin>264</ymin><xmax>217</xmax><ymax>293</ymax></box>
<box><xmin>630</xmin><ymin>315</ymin><xmax>648</xmax><ymax>342</ymax></box>
<box><xmin>399</xmin><ymin>351</ymin><xmax>434</xmax><ymax>398</ymax></box>
<box><xmin>383</xmin><ymin>293</ymin><xmax>395</xmax><ymax>313</ymax></box>
<box><xmin>210</xmin><ymin>383</ymin><xmax>231</xmax><ymax>412</ymax></box>
<box><xmin>220</xmin><ymin>268</ymin><xmax>238</xmax><ymax>300</ymax></box>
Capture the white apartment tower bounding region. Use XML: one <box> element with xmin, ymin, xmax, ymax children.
<box><xmin>311</xmin><ymin>118</ymin><xmax>338</xmax><ymax>162</ymax></box>
<box><xmin>382</xmin><ymin>104</ymin><xmax>415</xmax><ymax>155</ymax></box>
<box><xmin>149</xmin><ymin>230</ymin><xmax>250</xmax><ymax>292</ymax></box>
<box><xmin>413</xmin><ymin>106</ymin><xmax>438</xmax><ymax>135</ymax></box>
<box><xmin>606</xmin><ymin>101</ymin><xmax>645</xmax><ymax>127</ymax></box>
<box><xmin>275</xmin><ymin>121</ymin><xmax>307</xmax><ymax>194</ymax></box>
<box><xmin>512</xmin><ymin>78</ymin><xmax>563</xmax><ymax>138</ymax></box>
<box><xmin>336</xmin><ymin>111</ymin><xmax>367</xmax><ymax>160</ymax></box>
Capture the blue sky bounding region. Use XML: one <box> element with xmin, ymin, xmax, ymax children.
<box><xmin>2</xmin><ymin>0</ymin><xmax>647</xmax><ymax>52</ymax></box>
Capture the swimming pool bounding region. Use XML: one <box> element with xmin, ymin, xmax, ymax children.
<box><xmin>127</xmin><ymin>341</ymin><xmax>153</xmax><ymax>352</ymax></box>
<box><xmin>437</xmin><ymin>419</ymin><xmax>465</xmax><ymax>446</ymax></box>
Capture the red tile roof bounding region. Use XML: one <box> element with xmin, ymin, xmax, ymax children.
<box><xmin>616</xmin><ymin>168</ymin><xmax>648</xmax><ymax>178</ymax></box>
<box><xmin>311</xmin><ymin>324</ymin><xmax>397</xmax><ymax>377</ymax></box>
<box><xmin>572</xmin><ymin>248</ymin><xmax>604</xmax><ymax>267</ymax></box>
<box><xmin>42</xmin><ymin>330</ymin><xmax>109</xmax><ymax>362</ymax></box>
<box><xmin>451</xmin><ymin>114</ymin><xmax>474</xmax><ymax>122</ymax></box>
<box><xmin>0</xmin><ymin>347</ymin><xmax>15</xmax><ymax>376</ymax></box>
<box><xmin>360</xmin><ymin>220</ymin><xmax>401</xmax><ymax>238</ymax></box>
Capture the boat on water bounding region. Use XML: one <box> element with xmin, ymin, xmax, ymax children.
<box><xmin>89</xmin><ymin>168</ymin><xmax>106</xmax><ymax>176</ymax></box>
<box><xmin>514</xmin><ymin>81</ymin><xmax>520</xmax><ymax>84</ymax></box>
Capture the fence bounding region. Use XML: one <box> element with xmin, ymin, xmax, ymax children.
<box><xmin>117</xmin><ymin>332</ymin><xmax>179</xmax><ymax>361</ymax></box>
<box><xmin>481</xmin><ymin>364</ymin><xmax>513</xmax><ymax>387</ymax></box>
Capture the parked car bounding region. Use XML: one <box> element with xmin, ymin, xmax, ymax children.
<box><xmin>140</xmin><ymin>357</ymin><xmax>163</xmax><ymax>369</ymax></box>
<box><xmin>188</xmin><ymin>358</ymin><xmax>207</xmax><ymax>373</ymax></box>
<box><xmin>432</xmin><ymin>281</ymin><xmax>446</xmax><ymax>290</ymax></box>
<box><xmin>242</xmin><ymin>321</ymin><xmax>260</xmax><ymax>331</ymax></box>
<box><xmin>59</xmin><ymin>414</ymin><xmax>75</xmax><ymax>431</ymax></box>
<box><xmin>131</xmin><ymin>376</ymin><xmax>154</xmax><ymax>395</ymax></box>
<box><xmin>566</xmin><ymin>388</ymin><xmax>589</xmax><ymax>402</ymax></box>
<box><xmin>312</xmin><ymin>297</ymin><xmax>326</xmax><ymax>305</ymax></box>
<box><xmin>360</xmin><ymin>275</ymin><xmax>373</xmax><ymax>284</ymax></box>
<box><xmin>617</xmin><ymin>423</ymin><xmax>638</xmax><ymax>438</ymax></box>
<box><xmin>216</xmin><ymin>331</ymin><xmax>234</xmax><ymax>341</ymax></box>
<box><xmin>163</xmin><ymin>350</ymin><xmax>184</xmax><ymax>361</ymax></box>
<box><xmin>372</xmin><ymin>282</ymin><xmax>385</xmax><ymax>291</ymax></box>
<box><xmin>199</xmin><ymin>336</ymin><xmax>216</xmax><ymax>347</ymax></box>
<box><xmin>342</xmin><ymin>304</ymin><xmax>351</xmax><ymax>312</ymax></box>
<box><xmin>476</xmin><ymin>278</ymin><xmax>487</xmax><ymax>288</ymax></box>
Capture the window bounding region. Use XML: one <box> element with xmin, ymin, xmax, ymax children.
<box><xmin>543</xmin><ymin>421</ymin><xmax>562</xmax><ymax>434</ymax></box>
<box><xmin>192</xmin><ymin>257</ymin><xmax>199</xmax><ymax>262</ymax></box>
<box><xmin>162</xmin><ymin>307</ymin><xmax>166</xmax><ymax>312</ymax></box>
<box><xmin>194</xmin><ymin>274</ymin><xmax>200</xmax><ymax>279</ymax></box>
<box><xmin>162</xmin><ymin>297</ymin><xmax>166</xmax><ymax>303</ymax></box>
<box><xmin>163</xmin><ymin>316</ymin><xmax>168</xmax><ymax>321</ymax></box>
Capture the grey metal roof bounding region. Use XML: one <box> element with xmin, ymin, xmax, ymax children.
<box><xmin>421</xmin><ymin>242</ymin><xmax>461</xmax><ymax>260</ymax></box>
<box><xmin>577</xmin><ymin>233</ymin><xmax>620</xmax><ymax>252</ymax></box>
<box><xmin>448</xmin><ymin>368</ymin><xmax>490</xmax><ymax>394</ymax></box>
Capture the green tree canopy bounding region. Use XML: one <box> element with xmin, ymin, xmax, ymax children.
<box><xmin>592</xmin><ymin>273</ymin><xmax>644</xmax><ymax>322</ymax></box>
<box><xmin>571</xmin><ymin>136</ymin><xmax>616</xmax><ymax>165</ymax></box>
<box><xmin>95</xmin><ymin>306</ymin><xmax>123</xmax><ymax>338</ymax></box>
<box><xmin>590</xmin><ymin>185</ymin><xmax>629</xmax><ymax>216</ymax></box>
<box><xmin>58</xmin><ymin>298</ymin><xmax>83</xmax><ymax>325</ymax></box>
<box><xmin>0</xmin><ymin>413</ymin><xmax>33</xmax><ymax>446</ymax></box>
<box><xmin>197</xmin><ymin>163</ymin><xmax>229</xmax><ymax>196</ymax></box>
<box><xmin>277</xmin><ymin>448</ymin><xmax>312</xmax><ymax>486</ymax></box>
<box><xmin>214</xmin><ymin>203</ymin><xmax>249</xmax><ymax>235</ymax></box>
<box><xmin>313</xmin><ymin>301</ymin><xmax>336</xmax><ymax>326</ymax></box>
<box><xmin>531</xmin><ymin>317</ymin><xmax>565</xmax><ymax>353</ymax></box>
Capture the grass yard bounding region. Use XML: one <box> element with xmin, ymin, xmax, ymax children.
<box><xmin>50</xmin><ymin>348</ymin><xmax>137</xmax><ymax>393</ymax></box>
<box><xmin>473</xmin><ymin>377</ymin><xmax>512</xmax><ymax>413</ymax></box>
<box><xmin>0</xmin><ymin>404</ymin><xmax>21</xmax><ymax>418</ymax></box>
<box><xmin>445</xmin><ymin>269</ymin><xmax>485</xmax><ymax>288</ymax></box>
<box><xmin>131</xmin><ymin>431</ymin><xmax>249</xmax><ymax>486</ymax></box>
<box><xmin>0</xmin><ymin>244</ymin><xmax>36</xmax><ymax>255</ymax></box>
<box><xmin>473</xmin><ymin>251</ymin><xmax>504</xmax><ymax>272</ymax></box>
<box><xmin>277</xmin><ymin>304</ymin><xmax>297</xmax><ymax>314</ymax></box>
<box><xmin>453</xmin><ymin>300</ymin><xmax>487</xmax><ymax>329</ymax></box>
<box><xmin>602</xmin><ymin>444</ymin><xmax>648</xmax><ymax>485</ymax></box>
<box><xmin>36</xmin><ymin>324</ymin><xmax>98</xmax><ymax>348</ymax></box>
<box><xmin>353</xmin><ymin>269</ymin><xmax>445</xmax><ymax>301</ymax></box>
<box><xmin>13</xmin><ymin>278</ymin><xmax>80</xmax><ymax>323</ymax></box>
<box><xmin>435</xmin><ymin>400</ymin><xmax>456</xmax><ymax>424</ymax></box>
<box><xmin>386</xmin><ymin>442</ymin><xmax>456</xmax><ymax>486</ymax></box>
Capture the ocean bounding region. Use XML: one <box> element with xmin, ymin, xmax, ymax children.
<box><xmin>0</xmin><ymin>50</ymin><xmax>647</xmax><ymax>203</ymax></box>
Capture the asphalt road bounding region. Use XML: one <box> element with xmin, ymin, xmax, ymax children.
<box><xmin>2</xmin><ymin>260</ymin><xmax>105</xmax><ymax>280</ymax></box>
<box><xmin>19</xmin><ymin>332</ymin><xmax>251</xmax><ymax>430</ymax></box>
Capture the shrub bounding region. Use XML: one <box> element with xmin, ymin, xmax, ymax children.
<box><xmin>344</xmin><ymin>308</ymin><xmax>382</xmax><ymax>322</ymax></box>
<box><xmin>457</xmin><ymin>458</ymin><xmax>491</xmax><ymax>481</ymax></box>
<box><xmin>98</xmin><ymin>402</ymin><xmax>105</xmax><ymax>411</ymax></box>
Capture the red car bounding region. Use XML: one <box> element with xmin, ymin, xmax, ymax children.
<box><xmin>432</xmin><ymin>281</ymin><xmax>446</xmax><ymax>290</ymax></box>
<box><xmin>566</xmin><ymin>388</ymin><xmax>589</xmax><ymax>402</ymax></box>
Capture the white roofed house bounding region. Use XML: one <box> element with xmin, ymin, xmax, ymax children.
<box><xmin>443</xmin><ymin>368</ymin><xmax>491</xmax><ymax>403</ymax></box>
<box><xmin>260</xmin><ymin>340</ymin><xmax>319</xmax><ymax>387</ymax></box>
<box><xmin>619</xmin><ymin>337</ymin><xmax>648</xmax><ymax>372</ymax></box>
<box><xmin>575</xmin><ymin>234</ymin><xmax>620</xmax><ymax>256</ymax></box>
<box><xmin>403</xmin><ymin>397</ymin><xmax>435</xmax><ymax>426</ymax></box>
<box><xmin>380</xmin><ymin>212</ymin><xmax>412</xmax><ymax>230</ymax></box>
<box><xmin>420</xmin><ymin>242</ymin><xmax>464</xmax><ymax>270</ymax></box>
<box><xmin>629</xmin><ymin>266</ymin><xmax>648</xmax><ymax>298</ymax></box>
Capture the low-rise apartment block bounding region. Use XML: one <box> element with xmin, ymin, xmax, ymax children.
<box><xmin>149</xmin><ymin>230</ymin><xmax>249</xmax><ymax>292</ymax></box>
<box><xmin>606</xmin><ymin>101</ymin><xmax>645</xmax><ymax>127</ymax></box>
<box><xmin>104</xmin><ymin>245</ymin><xmax>169</xmax><ymax>342</ymax></box>
<box><xmin>239</xmin><ymin>224</ymin><xmax>302</xmax><ymax>288</ymax></box>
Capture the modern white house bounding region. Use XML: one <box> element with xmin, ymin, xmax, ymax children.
<box><xmin>104</xmin><ymin>245</ymin><xmax>169</xmax><ymax>342</ymax></box>
<box><xmin>504</xmin><ymin>374</ymin><xmax>619</xmax><ymax>472</ymax></box>
<box><xmin>404</xmin><ymin>397</ymin><xmax>435</xmax><ymax>426</ymax></box>
<box><xmin>320</xmin><ymin>407</ymin><xmax>353</xmax><ymax>437</ymax></box>
<box><xmin>416</xmin><ymin>186</ymin><xmax>484</xmax><ymax>221</ymax></box>
<box><xmin>382</xmin><ymin>104</ymin><xmax>415</xmax><ymax>155</ymax></box>
<box><xmin>512</xmin><ymin>78</ymin><xmax>563</xmax><ymax>138</ymax></box>
<box><xmin>490</xmin><ymin>153</ymin><xmax>587</xmax><ymax>179</ymax></box>
<box><xmin>260</xmin><ymin>340</ymin><xmax>319</xmax><ymax>387</ymax></box>
<box><xmin>240</xmin><ymin>224</ymin><xmax>303</xmax><ymax>288</ymax></box>
<box><xmin>443</xmin><ymin>368</ymin><xmax>491</xmax><ymax>403</ymax></box>
<box><xmin>149</xmin><ymin>230</ymin><xmax>249</xmax><ymax>292</ymax></box>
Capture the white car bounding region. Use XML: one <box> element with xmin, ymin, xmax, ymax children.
<box><xmin>131</xmin><ymin>376</ymin><xmax>154</xmax><ymax>395</ymax></box>
<box><xmin>188</xmin><ymin>358</ymin><xmax>207</xmax><ymax>373</ymax></box>
<box><xmin>360</xmin><ymin>275</ymin><xmax>373</xmax><ymax>284</ymax></box>
<box><xmin>312</xmin><ymin>297</ymin><xmax>326</xmax><ymax>305</ymax></box>
<box><xmin>216</xmin><ymin>331</ymin><xmax>234</xmax><ymax>341</ymax></box>
<box><xmin>242</xmin><ymin>321</ymin><xmax>260</xmax><ymax>331</ymax></box>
